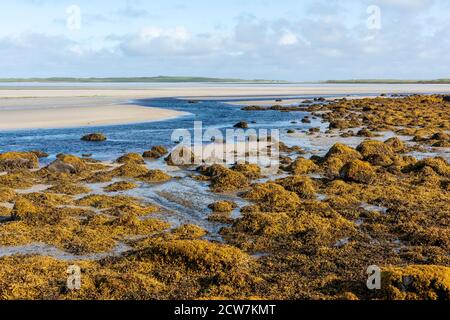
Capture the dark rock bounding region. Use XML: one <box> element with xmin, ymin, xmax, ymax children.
<box><xmin>81</xmin><ymin>133</ymin><xmax>107</xmax><ymax>142</ymax></box>
<box><xmin>234</xmin><ymin>121</ymin><xmax>249</xmax><ymax>129</ymax></box>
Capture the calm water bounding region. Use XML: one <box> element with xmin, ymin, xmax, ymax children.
<box><xmin>0</xmin><ymin>97</ymin><xmax>322</xmax><ymax>162</ymax></box>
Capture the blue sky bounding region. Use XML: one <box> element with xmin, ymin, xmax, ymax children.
<box><xmin>0</xmin><ymin>0</ymin><xmax>449</xmax><ymax>80</ymax></box>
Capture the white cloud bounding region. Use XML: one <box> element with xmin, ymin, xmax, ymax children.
<box><xmin>279</xmin><ymin>32</ymin><xmax>298</xmax><ymax>46</ymax></box>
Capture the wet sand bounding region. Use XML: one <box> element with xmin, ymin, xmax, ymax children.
<box><xmin>1</xmin><ymin>83</ymin><xmax>450</xmax><ymax>130</ymax></box>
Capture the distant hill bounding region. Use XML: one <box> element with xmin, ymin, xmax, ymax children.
<box><xmin>325</xmin><ymin>79</ymin><xmax>450</xmax><ymax>84</ymax></box>
<box><xmin>0</xmin><ymin>76</ymin><xmax>287</xmax><ymax>84</ymax></box>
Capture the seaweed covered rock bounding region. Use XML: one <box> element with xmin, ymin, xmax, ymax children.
<box><xmin>0</xmin><ymin>152</ymin><xmax>39</xmax><ymax>172</ymax></box>
<box><xmin>142</xmin><ymin>239</ymin><xmax>251</xmax><ymax>274</ymax></box>
<box><xmin>340</xmin><ymin>160</ymin><xmax>376</xmax><ymax>184</ymax></box>
<box><xmin>198</xmin><ymin>164</ymin><xmax>229</xmax><ymax>177</ymax></box>
<box><xmin>231</xmin><ymin>163</ymin><xmax>261</xmax><ymax>179</ymax></box>
<box><xmin>172</xmin><ymin>224</ymin><xmax>207</xmax><ymax>239</ymax></box>
<box><xmin>46</xmin><ymin>183</ymin><xmax>91</xmax><ymax>195</ymax></box>
<box><xmin>356</xmin><ymin>140</ymin><xmax>395</xmax><ymax>166</ymax></box>
<box><xmin>165</xmin><ymin>146</ymin><xmax>197</xmax><ymax>166</ymax></box>
<box><xmin>142</xmin><ymin>145</ymin><xmax>168</xmax><ymax>159</ymax></box>
<box><xmin>47</xmin><ymin>154</ymin><xmax>87</xmax><ymax>174</ymax></box>
<box><xmin>384</xmin><ymin>137</ymin><xmax>406</xmax><ymax>153</ymax></box>
<box><xmin>210</xmin><ymin>168</ymin><xmax>249</xmax><ymax>193</ymax></box>
<box><xmin>274</xmin><ymin>176</ymin><xmax>316</xmax><ymax>199</ymax></box>
<box><xmin>323</xmin><ymin>143</ymin><xmax>362</xmax><ymax>164</ymax></box>
<box><xmin>138</xmin><ymin>169</ymin><xmax>172</xmax><ymax>183</ymax></box>
<box><xmin>234</xmin><ymin>121</ymin><xmax>249</xmax><ymax>129</ymax></box>
<box><xmin>242</xmin><ymin>183</ymin><xmax>300</xmax><ymax>212</ymax></box>
<box><xmin>116</xmin><ymin>153</ymin><xmax>145</xmax><ymax>165</ymax></box>
<box><xmin>104</xmin><ymin>181</ymin><xmax>138</xmax><ymax>192</ymax></box>
<box><xmin>81</xmin><ymin>133</ymin><xmax>107</xmax><ymax>142</ymax></box>
<box><xmin>0</xmin><ymin>187</ymin><xmax>17</xmax><ymax>202</ymax></box>
<box><xmin>208</xmin><ymin>200</ymin><xmax>238</xmax><ymax>213</ymax></box>
<box><xmin>287</xmin><ymin>157</ymin><xmax>319</xmax><ymax>175</ymax></box>
<box><xmin>10</xmin><ymin>197</ymin><xmax>40</xmax><ymax>221</ymax></box>
<box><xmin>381</xmin><ymin>265</ymin><xmax>450</xmax><ymax>300</ymax></box>
<box><xmin>321</xmin><ymin>157</ymin><xmax>345</xmax><ymax>178</ymax></box>
<box><xmin>29</xmin><ymin>150</ymin><xmax>49</xmax><ymax>159</ymax></box>
<box><xmin>110</xmin><ymin>162</ymin><xmax>149</xmax><ymax>178</ymax></box>
<box><xmin>76</xmin><ymin>195</ymin><xmax>142</xmax><ymax>209</ymax></box>
<box><xmin>403</xmin><ymin>157</ymin><xmax>450</xmax><ymax>177</ymax></box>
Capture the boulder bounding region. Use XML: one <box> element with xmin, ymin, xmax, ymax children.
<box><xmin>356</xmin><ymin>140</ymin><xmax>395</xmax><ymax>166</ymax></box>
<box><xmin>0</xmin><ymin>152</ymin><xmax>39</xmax><ymax>172</ymax></box>
<box><xmin>116</xmin><ymin>153</ymin><xmax>145</xmax><ymax>165</ymax></box>
<box><xmin>382</xmin><ymin>265</ymin><xmax>450</xmax><ymax>300</ymax></box>
<box><xmin>323</xmin><ymin>143</ymin><xmax>362</xmax><ymax>164</ymax></box>
<box><xmin>384</xmin><ymin>137</ymin><xmax>406</xmax><ymax>152</ymax></box>
<box><xmin>143</xmin><ymin>145</ymin><xmax>168</xmax><ymax>159</ymax></box>
<box><xmin>340</xmin><ymin>160</ymin><xmax>376</xmax><ymax>184</ymax></box>
<box><xmin>81</xmin><ymin>133</ymin><xmax>107</xmax><ymax>142</ymax></box>
<box><xmin>287</xmin><ymin>157</ymin><xmax>319</xmax><ymax>175</ymax></box>
<box><xmin>233</xmin><ymin>121</ymin><xmax>249</xmax><ymax>129</ymax></box>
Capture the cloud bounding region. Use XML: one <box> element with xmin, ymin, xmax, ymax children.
<box><xmin>1</xmin><ymin>1</ymin><xmax>450</xmax><ymax>80</ymax></box>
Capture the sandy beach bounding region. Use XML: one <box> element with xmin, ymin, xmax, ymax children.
<box><xmin>1</xmin><ymin>83</ymin><xmax>450</xmax><ymax>130</ymax></box>
<box><xmin>0</xmin><ymin>95</ymin><xmax>189</xmax><ymax>130</ymax></box>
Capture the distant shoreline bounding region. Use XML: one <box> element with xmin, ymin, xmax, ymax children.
<box><xmin>0</xmin><ymin>76</ymin><xmax>287</xmax><ymax>84</ymax></box>
<box><xmin>1</xmin><ymin>77</ymin><xmax>450</xmax><ymax>85</ymax></box>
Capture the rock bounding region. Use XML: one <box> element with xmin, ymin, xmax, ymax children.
<box><xmin>430</xmin><ymin>132</ymin><xmax>449</xmax><ymax>141</ymax></box>
<box><xmin>356</xmin><ymin>140</ymin><xmax>395</xmax><ymax>166</ymax></box>
<box><xmin>208</xmin><ymin>201</ymin><xmax>238</xmax><ymax>213</ymax></box>
<box><xmin>287</xmin><ymin>129</ymin><xmax>296</xmax><ymax>134</ymax></box>
<box><xmin>81</xmin><ymin>133</ymin><xmax>107</xmax><ymax>142</ymax></box>
<box><xmin>443</xmin><ymin>96</ymin><xmax>450</xmax><ymax>102</ymax></box>
<box><xmin>29</xmin><ymin>150</ymin><xmax>49</xmax><ymax>158</ymax></box>
<box><xmin>231</xmin><ymin>163</ymin><xmax>262</xmax><ymax>179</ymax></box>
<box><xmin>275</xmin><ymin>176</ymin><xmax>316</xmax><ymax>199</ymax></box>
<box><xmin>288</xmin><ymin>157</ymin><xmax>319</xmax><ymax>175</ymax></box>
<box><xmin>242</xmin><ymin>183</ymin><xmax>300</xmax><ymax>212</ymax></box>
<box><xmin>104</xmin><ymin>181</ymin><xmax>138</xmax><ymax>192</ymax></box>
<box><xmin>210</xmin><ymin>169</ymin><xmax>249</xmax><ymax>193</ymax></box>
<box><xmin>381</xmin><ymin>265</ymin><xmax>450</xmax><ymax>300</ymax></box>
<box><xmin>323</xmin><ymin>143</ymin><xmax>362</xmax><ymax>164</ymax></box>
<box><xmin>47</xmin><ymin>154</ymin><xmax>87</xmax><ymax>174</ymax></box>
<box><xmin>0</xmin><ymin>152</ymin><xmax>39</xmax><ymax>172</ymax></box>
<box><xmin>138</xmin><ymin>169</ymin><xmax>172</xmax><ymax>183</ymax></box>
<box><xmin>241</xmin><ymin>105</ymin><xmax>267</xmax><ymax>111</ymax></box>
<box><xmin>329</xmin><ymin>120</ymin><xmax>351</xmax><ymax>130</ymax></box>
<box><xmin>116</xmin><ymin>153</ymin><xmax>145</xmax><ymax>165</ymax></box>
<box><xmin>356</xmin><ymin>128</ymin><xmax>376</xmax><ymax>137</ymax></box>
<box><xmin>46</xmin><ymin>159</ymin><xmax>76</xmax><ymax>174</ymax></box>
<box><xmin>165</xmin><ymin>146</ymin><xmax>197</xmax><ymax>166</ymax></box>
<box><xmin>340</xmin><ymin>160</ymin><xmax>376</xmax><ymax>184</ymax></box>
<box><xmin>301</xmin><ymin>117</ymin><xmax>311</xmax><ymax>124</ymax></box>
<box><xmin>143</xmin><ymin>145</ymin><xmax>168</xmax><ymax>159</ymax></box>
<box><xmin>172</xmin><ymin>224</ymin><xmax>207</xmax><ymax>239</ymax></box>
<box><xmin>233</xmin><ymin>121</ymin><xmax>249</xmax><ymax>129</ymax></box>
<box><xmin>110</xmin><ymin>162</ymin><xmax>149</xmax><ymax>178</ymax></box>
<box><xmin>11</xmin><ymin>197</ymin><xmax>39</xmax><ymax>221</ymax></box>
<box><xmin>404</xmin><ymin>157</ymin><xmax>450</xmax><ymax>177</ymax></box>
<box><xmin>384</xmin><ymin>137</ymin><xmax>406</xmax><ymax>152</ymax></box>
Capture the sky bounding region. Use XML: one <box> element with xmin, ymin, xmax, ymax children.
<box><xmin>0</xmin><ymin>0</ymin><xmax>449</xmax><ymax>81</ymax></box>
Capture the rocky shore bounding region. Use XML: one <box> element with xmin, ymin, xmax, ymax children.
<box><xmin>0</xmin><ymin>94</ymin><xmax>448</xmax><ymax>300</ymax></box>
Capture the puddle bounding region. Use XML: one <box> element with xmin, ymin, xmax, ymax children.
<box><xmin>360</xmin><ymin>203</ymin><xmax>388</xmax><ymax>214</ymax></box>
<box><xmin>0</xmin><ymin>242</ymin><xmax>131</xmax><ymax>261</ymax></box>
<box><xmin>15</xmin><ymin>184</ymin><xmax>51</xmax><ymax>194</ymax></box>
